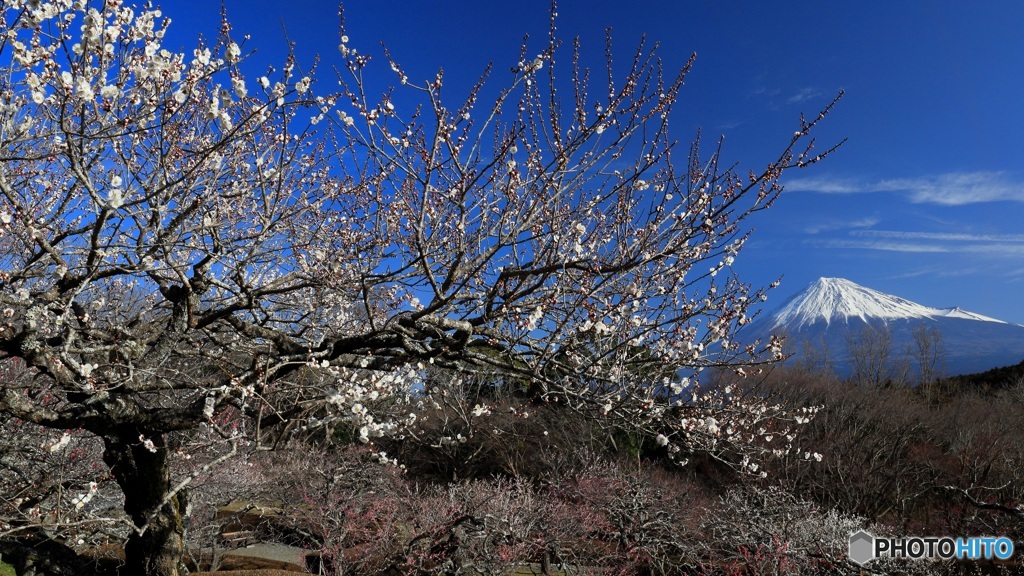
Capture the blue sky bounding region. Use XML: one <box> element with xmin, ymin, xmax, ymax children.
<box><xmin>161</xmin><ymin>1</ymin><xmax>1024</xmax><ymax>323</ymax></box>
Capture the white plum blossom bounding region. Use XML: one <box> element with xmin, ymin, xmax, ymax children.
<box><xmin>71</xmin><ymin>482</ymin><xmax>99</xmax><ymax>509</ymax></box>
<box><xmin>139</xmin><ymin>435</ymin><xmax>157</xmax><ymax>453</ymax></box>
<box><xmin>232</xmin><ymin>76</ymin><xmax>247</xmax><ymax>98</ymax></box>
<box><xmin>44</xmin><ymin>433</ymin><xmax>72</xmax><ymax>453</ymax></box>
<box><xmin>525</xmin><ymin>308</ymin><xmax>544</xmax><ymax>331</ymax></box>
<box><xmin>107</xmin><ymin>187</ymin><xmax>123</xmax><ymax>209</ymax></box>
<box><xmin>193</xmin><ymin>47</ymin><xmax>211</xmax><ymax>66</ymax></box>
<box><xmin>705</xmin><ymin>416</ymin><xmax>720</xmax><ymax>435</ymax></box>
<box><xmin>76</xmin><ymin>78</ymin><xmax>95</xmax><ymax>100</ymax></box>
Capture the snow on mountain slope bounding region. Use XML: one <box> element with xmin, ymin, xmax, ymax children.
<box><xmin>935</xmin><ymin>307</ymin><xmax>1007</xmax><ymax>324</ymax></box>
<box><xmin>767</xmin><ymin>277</ymin><xmax>1007</xmax><ymax>330</ymax></box>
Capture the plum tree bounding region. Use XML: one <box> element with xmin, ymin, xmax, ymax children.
<box><xmin>0</xmin><ymin>1</ymin><xmax>839</xmax><ymax>573</ymax></box>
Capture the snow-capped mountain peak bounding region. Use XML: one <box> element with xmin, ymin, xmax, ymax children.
<box><xmin>742</xmin><ymin>277</ymin><xmax>1023</xmax><ymax>377</ymax></box>
<box><xmin>768</xmin><ymin>277</ymin><xmax>1005</xmax><ymax>330</ymax></box>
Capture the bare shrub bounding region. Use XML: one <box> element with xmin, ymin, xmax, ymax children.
<box><xmin>702</xmin><ymin>485</ymin><xmax>861</xmax><ymax>574</ymax></box>
<box><xmin>701</xmin><ymin>485</ymin><xmax>991</xmax><ymax>576</ymax></box>
<box><xmin>758</xmin><ymin>366</ymin><xmax>1024</xmax><ymax>550</ymax></box>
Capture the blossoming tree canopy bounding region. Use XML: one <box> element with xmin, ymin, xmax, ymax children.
<box><xmin>0</xmin><ymin>1</ymin><xmax>838</xmax><ymax>574</ymax></box>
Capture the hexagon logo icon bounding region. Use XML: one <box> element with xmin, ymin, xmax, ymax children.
<box><xmin>849</xmin><ymin>530</ymin><xmax>875</xmax><ymax>566</ymax></box>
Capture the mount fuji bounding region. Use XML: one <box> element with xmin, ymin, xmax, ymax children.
<box><xmin>744</xmin><ymin>277</ymin><xmax>1024</xmax><ymax>377</ymax></box>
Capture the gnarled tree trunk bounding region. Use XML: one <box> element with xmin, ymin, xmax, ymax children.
<box><xmin>103</xmin><ymin>432</ymin><xmax>187</xmax><ymax>576</ymax></box>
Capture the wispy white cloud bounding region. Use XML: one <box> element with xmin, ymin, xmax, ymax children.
<box><xmin>884</xmin><ymin>266</ymin><xmax>982</xmax><ymax>280</ymax></box>
<box><xmin>959</xmin><ymin>244</ymin><xmax>1024</xmax><ymax>256</ymax></box>
<box><xmin>805</xmin><ymin>217</ymin><xmax>879</xmax><ymax>235</ymax></box>
<box><xmin>715</xmin><ymin>119</ymin><xmax>742</xmax><ymax>132</ymax></box>
<box><xmin>851</xmin><ymin>230</ymin><xmax>1024</xmax><ymax>243</ymax></box>
<box><xmin>783</xmin><ymin>171</ymin><xmax>1024</xmax><ymax>205</ymax></box>
<box><xmin>808</xmin><ymin>238</ymin><xmax>950</xmax><ymax>253</ymax></box>
<box><xmin>782</xmin><ymin>176</ymin><xmax>861</xmax><ymax>194</ymax></box>
<box><xmin>887</xmin><ymin>265</ymin><xmax>1024</xmax><ymax>284</ymax></box>
<box><xmin>874</xmin><ymin>172</ymin><xmax>1024</xmax><ymax>205</ymax></box>
<box><xmin>810</xmin><ymin>229</ymin><xmax>1024</xmax><ymax>257</ymax></box>
<box><xmin>787</xmin><ymin>87</ymin><xmax>823</xmax><ymax>104</ymax></box>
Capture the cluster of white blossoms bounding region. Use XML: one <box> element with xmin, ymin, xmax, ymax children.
<box><xmin>0</xmin><ymin>0</ymin><xmax>327</xmax><ymax>151</ymax></box>
<box><xmin>3</xmin><ymin>2</ymin><xmax>170</xmax><ymax>107</ymax></box>
<box><xmin>42</xmin><ymin>432</ymin><xmax>72</xmax><ymax>453</ymax></box>
<box><xmin>204</xmin><ymin>86</ymin><xmax>233</xmax><ymax>131</ymax></box>
<box><xmin>321</xmin><ymin>362</ymin><xmax>421</xmax><ymax>444</ymax></box>
<box><xmin>107</xmin><ymin>174</ymin><xmax>124</xmax><ymax>209</ymax></box>
<box><xmin>524</xmin><ymin>305</ymin><xmax>545</xmax><ymax>332</ymax></box>
<box><xmin>434</xmin><ymin>433</ymin><xmax>469</xmax><ymax>447</ymax></box>
<box><xmin>653</xmin><ymin>383</ymin><xmax>822</xmax><ymax>476</ymax></box>
<box><xmin>70</xmin><ymin>482</ymin><xmax>99</xmax><ymax>509</ymax></box>
<box><xmin>78</xmin><ymin>362</ymin><xmax>99</xmax><ymax>377</ymax></box>
<box><xmin>138</xmin><ymin>434</ymin><xmax>157</xmax><ymax>453</ymax></box>
<box><xmin>336</xmin><ymin>109</ymin><xmax>356</xmax><ymax>127</ymax></box>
